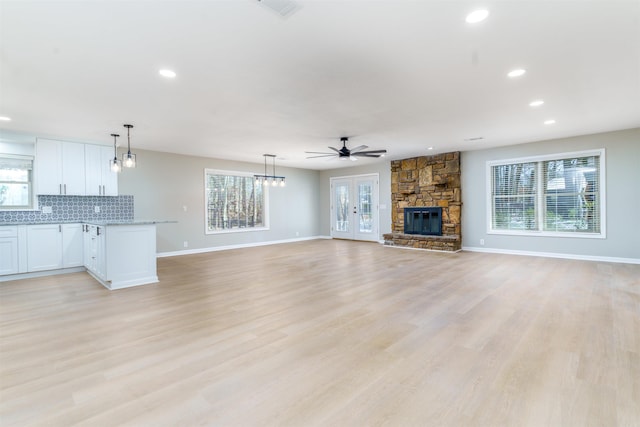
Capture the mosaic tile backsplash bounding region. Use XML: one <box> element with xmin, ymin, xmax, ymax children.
<box><xmin>0</xmin><ymin>195</ymin><xmax>134</xmax><ymax>223</ymax></box>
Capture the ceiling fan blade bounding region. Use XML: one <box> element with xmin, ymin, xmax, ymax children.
<box><xmin>354</xmin><ymin>149</ymin><xmax>387</xmax><ymax>155</ymax></box>
<box><xmin>349</xmin><ymin>145</ymin><xmax>368</xmax><ymax>153</ymax></box>
<box><xmin>353</xmin><ymin>153</ymin><xmax>384</xmax><ymax>158</ymax></box>
<box><xmin>306</xmin><ymin>154</ymin><xmax>337</xmax><ymax>159</ymax></box>
<box><xmin>305</xmin><ymin>151</ymin><xmax>334</xmax><ymax>154</ymax></box>
<box><xmin>329</xmin><ymin>146</ymin><xmax>340</xmax><ymax>153</ymax></box>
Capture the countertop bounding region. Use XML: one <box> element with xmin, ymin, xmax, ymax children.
<box><xmin>0</xmin><ymin>220</ymin><xmax>176</xmax><ymax>226</ymax></box>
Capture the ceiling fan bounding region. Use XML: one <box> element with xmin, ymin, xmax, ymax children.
<box><xmin>305</xmin><ymin>137</ymin><xmax>387</xmax><ymax>161</ymax></box>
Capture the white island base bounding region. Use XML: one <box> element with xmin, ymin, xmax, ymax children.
<box><xmin>84</xmin><ymin>223</ymin><xmax>158</xmax><ymax>290</ymax></box>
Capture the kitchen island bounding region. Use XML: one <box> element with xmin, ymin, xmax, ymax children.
<box><xmin>83</xmin><ymin>221</ymin><xmax>171</xmax><ymax>290</ymax></box>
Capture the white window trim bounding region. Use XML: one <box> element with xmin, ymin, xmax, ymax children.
<box><xmin>486</xmin><ymin>148</ymin><xmax>606</xmax><ymax>239</ymax></box>
<box><xmin>204</xmin><ymin>168</ymin><xmax>269</xmax><ymax>235</ymax></box>
<box><xmin>0</xmin><ymin>154</ymin><xmax>36</xmax><ymax>211</ymax></box>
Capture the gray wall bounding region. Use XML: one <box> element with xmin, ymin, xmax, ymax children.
<box><xmin>319</xmin><ymin>161</ymin><xmax>392</xmax><ymax>240</ymax></box>
<box><xmin>118</xmin><ymin>149</ymin><xmax>321</xmax><ymax>253</ymax></box>
<box><xmin>461</xmin><ymin>128</ymin><xmax>640</xmax><ymax>260</ymax></box>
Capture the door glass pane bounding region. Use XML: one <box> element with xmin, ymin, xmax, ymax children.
<box><xmin>335</xmin><ymin>183</ymin><xmax>350</xmax><ymax>232</ymax></box>
<box><xmin>358</xmin><ymin>182</ymin><xmax>372</xmax><ymax>233</ymax></box>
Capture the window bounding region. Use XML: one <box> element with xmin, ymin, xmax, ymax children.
<box><xmin>488</xmin><ymin>149</ymin><xmax>605</xmax><ymax>238</ymax></box>
<box><xmin>0</xmin><ymin>155</ymin><xmax>34</xmax><ymax>210</ymax></box>
<box><xmin>205</xmin><ymin>169</ymin><xmax>267</xmax><ymax>234</ymax></box>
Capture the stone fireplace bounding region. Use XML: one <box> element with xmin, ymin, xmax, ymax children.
<box><xmin>383</xmin><ymin>152</ymin><xmax>461</xmax><ymax>252</ymax></box>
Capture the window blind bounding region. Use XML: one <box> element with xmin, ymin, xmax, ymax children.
<box><xmin>543</xmin><ymin>155</ymin><xmax>600</xmax><ymax>233</ymax></box>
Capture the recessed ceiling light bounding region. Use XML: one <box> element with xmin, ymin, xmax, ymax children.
<box><xmin>159</xmin><ymin>69</ymin><xmax>177</xmax><ymax>78</ymax></box>
<box><xmin>544</xmin><ymin>119</ymin><xmax>556</xmax><ymax>125</ymax></box>
<box><xmin>507</xmin><ymin>69</ymin><xmax>526</xmax><ymax>78</ymax></box>
<box><xmin>465</xmin><ymin>9</ymin><xmax>489</xmax><ymax>23</ymax></box>
<box><xmin>427</xmin><ymin>147</ymin><xmax>434</xmax><ymax>150</ymax></box>
<box><xmin>529</xmin><ymin>100</ymin><xmax>544</xmax><ymax>107</ymax></box>
<box><xmin>0</xmin><ymin>116</ymin><xmax>11</xmax><ymax>121</ymax></box>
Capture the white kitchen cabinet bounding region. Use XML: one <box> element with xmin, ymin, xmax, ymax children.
<box><xmin>83</xmin><ymin>224</ymin><xmax>106</xmax><ymax>280</ymax></box>
<box><xmin>85</xmin><ymin>144</ymin><xmax>118</xmax><ymax>196</ymax></box>
<box><xmin>35</xmin><ymin>139</ymin><xmax>86</xmax><ymax>195</ymax></box>
<box><xmin>27</xmin><ymin>224</ymin><xmax>62</xmax><ymax>271</ymax></box>
<box><xmin>62</xmin><ymin>223</ymin><xmax>84</xmax><ymax>268</ymax></box>
<box><xmin>26</xmin><ymin>223</ymin><xmax>83</xmax><ymax>272</ymax></box>
<box><xmin>0</xmin><ymin>226</ymin><xmax>19</xmax><ymax>275</ymax></box>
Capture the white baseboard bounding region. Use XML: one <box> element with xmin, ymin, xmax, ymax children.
<box><xmin>462</xmin><ymin>246</ymin><xmax>640</xmax><ymax>265</ymax></box>
<box><xmin>0</xmin><ymin>267</ymin><xmax>86</xmax><ymax>283</ymax></box>
<box><xmin>157</xmin><ymin>235</ymin><xmax>332</xmax><ymax>258</ymax></box>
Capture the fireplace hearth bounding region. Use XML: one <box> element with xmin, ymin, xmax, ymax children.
<box><xmin>404</xmin><ymin>207</ymin><xmax>442</xmax><ymax>236</ymax></box>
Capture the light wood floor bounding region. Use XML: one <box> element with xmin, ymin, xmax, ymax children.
<box><xmin>1</xmin><ymin>240</ymin><xmax>638</xmax><ymax>426</ymax></box>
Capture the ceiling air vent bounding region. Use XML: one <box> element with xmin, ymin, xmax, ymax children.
<box><xmin>257</xmin><ymin>0</ymin><xmax>301</xmax><ymax>18</ymax></box>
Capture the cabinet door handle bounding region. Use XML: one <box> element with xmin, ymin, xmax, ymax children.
<box><xmin>59</xmin><ymin>184</ymin><xmax>62</xmax><ymax>195</ymax></box>
<box><xmin>97</xmin><ymin>227</ymin><xmax>101</xmax><ymax>236</ymax></box>
<box><xmin>64</xmin><ymin>184</ymin><xmax>67</xmax><ymax>195</ymax></box>
<box><xmin>59</xmin><ymin>224</ymin><xmax>62</xmax><ymax>232</ymax></box>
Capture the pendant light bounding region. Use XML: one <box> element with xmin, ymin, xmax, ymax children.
<box><xmin>254</xmin><ymin>154</ymin><xmax>286</xmax><ymax>187</ymax></box>
<box><xmin>121</xmin><ymin>124</ymin><xmax>137</xmax><ymax>168</ymax></box>
<box><xmin>110</xmin><ymin>133</ymin><xmax>122</xmax><ymax>173</ymax></box>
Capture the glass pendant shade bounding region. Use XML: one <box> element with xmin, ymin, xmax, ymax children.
<box><xmin>121</xmin><ymin>124</ymin><xmax>137</xmax><ymax>168</ymax></box>
<box><xmin>110</xmin><ymin>133</ymin><xmax>122</xmax><ymax>173</ymax></box>
<box><xmin>123</xmin><ymin>152</ymin><xmax>136</xmax><ymax>168</ymax></box>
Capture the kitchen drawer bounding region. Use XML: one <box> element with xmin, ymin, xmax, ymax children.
<box><xmin>0</xmin><ymin>226</ymin><xmax>18</xmax><ymax>238</ymax></box>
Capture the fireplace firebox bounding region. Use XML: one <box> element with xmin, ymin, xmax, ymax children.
<box><xmin>404</xmin><ymin>207</ymin><xmax>442</xmax><ymax>235</ymax></box>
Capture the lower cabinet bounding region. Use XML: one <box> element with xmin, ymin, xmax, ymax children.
<box><xmin>26</xmin><ymin>223</ymin><xmax>83</xmax><ymax>272</ymax></box>
<box><xmin>0</xmin><ymin>226</ymin><xmax>19</xmax><ymax>275</ymax></box>
<box><xmin>83</xmin><ymin>224</ymin><xmax>106</xmax><ymax>280</ymax></box>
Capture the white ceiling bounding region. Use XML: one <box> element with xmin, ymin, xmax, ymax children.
<box><xmin>1</xmin><ymin>0</ymin><xmax>639</xmax><ymax>170</ymax></box>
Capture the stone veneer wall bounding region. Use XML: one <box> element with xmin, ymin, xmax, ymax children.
<box><xmin>384</xmin><ymin>152</ymin><xmax>461</xmax><ymax>251</ymax></box>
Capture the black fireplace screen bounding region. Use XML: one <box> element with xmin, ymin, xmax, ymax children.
<box><xmin>404</xmin><ymin>207</ymin><xmax>442</xmax><ymax>235</ymax></box>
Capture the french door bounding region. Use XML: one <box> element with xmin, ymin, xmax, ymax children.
<box><xmin>330</xmin><ymin>174</ymin><xmax>379</xmax><ymax>241</ymax></box>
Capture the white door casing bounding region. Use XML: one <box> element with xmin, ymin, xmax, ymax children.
<box><xmin>330</xmin><ymin>174</ymin><xmax>379</xmax><ymax>242</ymax></box>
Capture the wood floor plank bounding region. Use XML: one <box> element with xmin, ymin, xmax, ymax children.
<box><xmin>1</xmin><ymin>240</ymin><xmax>639</xmax><ymax>426</ymax></box>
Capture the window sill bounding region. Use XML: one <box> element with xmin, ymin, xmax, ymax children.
<box><xmin>487</xmin><ymin>229</ymin><xmax>606</xmax><ymax>239</ymax></box>
<box><xmin>205</xmin><ymin>227</ymin><xmax>270</xmax><ymax>235</ymax></box>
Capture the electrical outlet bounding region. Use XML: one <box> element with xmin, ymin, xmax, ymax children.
<box><xmin>295</xmin><ymin>231</ymin><xmax>299</xmax><ymax>237</ymax></box>
<box><xmin>42</xmin><ymin>206</ymin><xmax>52</xmax><ymax>214</ymax></box>
<box><xmin>94</xmin><ymin>206</ymin><xmax>100</xmax><ymax>213</ymax></box>
<box><xmin>183</xmin><ymin>205</ymin><xmax>187</xmax><ymax>212</ymax></box>
<box><xmin>480</xmin><ymin>239</ymin><xmax>485</xmax><ymax>246</ymax></box>
<box><xmin>183</xmin><ymin>241</ymin><xmax>188</xmax><ymax>248</ymax></box>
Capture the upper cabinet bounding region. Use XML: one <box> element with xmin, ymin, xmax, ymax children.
<box><xmin>35</xmin><ymin>139</ymin><xmax>86</xmax><ymax>195</ymax></box>
<box><xmin>35</xmin><ymin>139</ymin><xmax>117</xmax><ymax>196</ymax></box>
<box><xmin>85</xmin><ymin>144</ymin><xmax>118</xmax><ymax>196</ymax></box>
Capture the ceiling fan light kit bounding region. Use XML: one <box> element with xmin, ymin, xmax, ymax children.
<box><xmin>305</xmin><ymin>137</ymin><xmax>387</xmax><ymax>161</ymax></box>
<box><xmin>254</xmin><ymin>154</ymin><xmax>286</xmax><ymax>187</ymax></box>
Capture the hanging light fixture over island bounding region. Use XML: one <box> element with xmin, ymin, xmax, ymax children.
<box><xmin>110</xmin><ymin>133</ymin><xmax>122</xmax><ymax>173</ymax></box>
<box><xmin>122</xmin><ymin>124</ymin><xmax>137</xmax><ymax>168</ymax></box>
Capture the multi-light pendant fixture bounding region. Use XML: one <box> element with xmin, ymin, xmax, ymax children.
<box><xmin>109</xmin><ymin>124</ymin><xmax>137</xmax><ymax>173</ymax></box>
<box><xmin>254</xmin><ymin>154</ymin><xmax>286</xmax><ymax>187</ymax></box>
